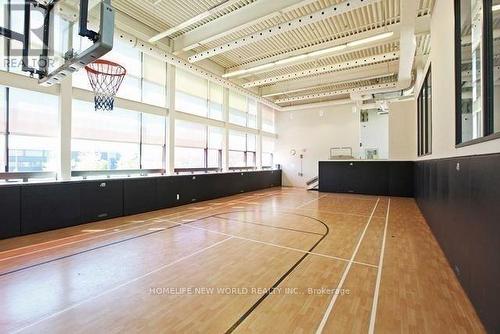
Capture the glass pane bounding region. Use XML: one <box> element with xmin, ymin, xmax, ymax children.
<box><xmin>0</xmin><ymin>135</ymin><xmax>5</xmax><ymax>171</ymax></box>
<box><xmin>9</xmin><ymin>135</ymin><xmax>57</xmax><ymax>172</ymax></box>
<box><xmin>229</xmin><ymin>130</ymin><xmax>246</xmax><ymax>151</ymax></box>
<box><xmin>175</xmin><ymin>147</ymin><xmax>205</xmax><ymax>168</ymax></box>
<box><xmin>9</xmin><ymin>88</ymin><xmax>58</xmax><ymax>137</ymax></box>
<box><xmin>247</xmin><ymin>134</ymin><xmax>256</xmax><ymax>152</ymax></box>
<box><xmin>72</xmin><ymin>100</ymin><xmax>141</xmax><ymax>170</ymax></box>
<box><xmin>459</xmin><ymin>0</ymin><xmax>484</xmax><ymax>141</ymax></box>
<box><xmin>142</xmin><ymin>144</ymin><xmax>163</xmax><ymax>169</ymax></box>
<box><xmin>229</xmin><ymin>90</ymin><xmax>247</xmax><ymax>126</ymax></box>
<box><xmin>247</xmin><ymin>98</ymin><xmax>257</xmax><ymax>128</ymax></box>
<box><xmin>228</xmin><ymin>108</ymin><xmax>247</xmax><ymax>126</ymax></box>
<box><xmin>208</xmin><ymin>126</ymin><xmax>223</xmax><ymax>149</ymax></box>
<box><xmin>175</xmin><ymin>119</ymin><xmax>206</xmax><ymax>148</ymax></box>
<box><xmin>175</xmin><ymin>68</ymin><xmax>208</xmax><ymax>117</ymax></box>
<box><xmin>228</xmin><ymin>151</ymin><xmax>245</xmax><ymax>167</ymax></box>
<box><xmin>72</xmin><ymin>100</ymin><xmax>141</xmax><ymax>143</ymax></box>
<box><xmin>142</xmin><ymin>113</ymin><xmax>165</xmax><ymax>145</ymax></box>
<box><xmin>71</xmin><ymin>139</ymin><xmax>140</xmax><ymax>171</ymax></box>
<box><xmin>142</xmin><ymin>80</ymin><xmax>166</xmax><ymax>107</ymax></box>
<box><xmin>493</xmin><ymin>0</ymin><xmax>500</xmax><ymax>133</ymax></box>
<box><xmin>262</xmin><ymin>105</ymin><xmax>276</xmax><ymax>133</ymax></box>
<box><xmin>209</xmin><ymin>82</ymin><xmax>223</xmax><ymax>120</ymax></box>
<box><xmin>143</xmin><ymin>53</ymin><xmax>166</xmax><ymax>85</ymax></box>
<box><xmin>207</xmin><ymin>149</ymin><xmax>220</xmax><ymax>168</ymax></box>
<box><xmin>246</xmin><ymin>151</ymin><xmax>256</xmax><ymax>167</ymax></box>
<box><xmin>8</xmin><ymin>88</ymin><xmax>58</xmax><ymax>172</ymax></box>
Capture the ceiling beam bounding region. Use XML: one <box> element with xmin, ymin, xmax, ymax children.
<box><xmin>280</xmin><ymin>98</ymin><xmax>353</xmax><ymax>111</ymax></box>
<box><xmin>172</xmin><ymin>0</ymin><xmax>313</xmax><ymax>53</ymax></box>
<box><xmin>149</xmin><ymin>0</ymin><xmax>242</xmax><ymax>43</ymax></box>
<box><xmin>275</xmin><ymin>80</ymin><xmax>398</xmax><ymax>104</ymax></box>
<box><xmin>225</xmin><ymin>15</ymin><xmax>430</xmax><ymax>75</ymax></box>
<box><xmin>262</xmin><ymin>62</ymin><xmax>399</xmax><ymax>97</ymax></box>
<box><xmin>188</xmin><ymin>0</ymin><xmax>382</xmax><ymax>63</ymax></box>
<box><xmin>242</xmin><ymin>51</ymin><xmax>399</xmax><ymax>88</ymax></box>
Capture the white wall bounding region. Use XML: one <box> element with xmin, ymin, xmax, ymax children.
<box><xmin>389</xmin><ymin>99</ymin><xmax>417</xmax><ymax>160</ymax></box>
<box><xmin>360</xmin><ymin>109</ymin><xmax>389</xmax><ymax>159</ymax></box>
<box><xmin>419</xmin><ymin>0</ymin><xmax>500</xmax><ymax>160</ymax></box>
<box><xmin>275</xmin><ymin>104</ymin><xmax>359</xmax><ymax>187</ymax></box>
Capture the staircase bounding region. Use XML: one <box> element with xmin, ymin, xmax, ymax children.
<box><xmin>306</xmin><ymin>176</ymin><xmax>319</xmax><ymax>191</ymax></box>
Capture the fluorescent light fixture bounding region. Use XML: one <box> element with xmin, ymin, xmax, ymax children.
<box><xmin>223</xmin><ymin>32</ymin><xmax>394</xmax><ymax>78</ymax></box>
<box><xmin>308</xmin><ymin>44</ymin><xmax>347</xmax><ymax>57</ymax></box>
<box><xmin>347</xmin><ymin>32</ymin><xmax>394</xmax><ymax>47</ymax></box>
<box><xmin>493</xmin><ymin>4</ymin><xmax>500</xmax><ymax>11</ymax></box>
<box><xmin>275</xmin><ymin>54</ymin><xmax>307</xmax><ymax>65</ymax></box>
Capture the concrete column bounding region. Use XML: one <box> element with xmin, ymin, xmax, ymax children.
<box><xmin>58</xmin><ymin>76</ymin><xmax>72</xmax><ymax>181</ymax></box>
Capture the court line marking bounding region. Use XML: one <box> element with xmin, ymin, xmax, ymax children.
<box><xmin>315</xmin><ymin>197</ymin><xmax>381</xmax><ymax>334</ymax></box>
<box><xmin>368</xmin><ymin>198</ymin><xmax>391</xmax><ymax>334</ymax></box>
<box><xmin>212</xmin><ymin>215</ymin><xmax>324</xmax><ymax>236</ymax></box>
<box><xmin>11</xmin><ymin>237</ymin><xmax>233</xmax><ymax>334</ymax></box>
<box><xmin>0</xmin><ymin>191</ymin><xmax>278</xmax><ymax>261</ymax></box>
<box><xmin>159</xmin><ymin>218</ymin><xmax>378</xmax><ymax>269</ymax></box>
<box><xmin>295</xmin><ymin>194</ymin><xmax>328</xmax><ymax>209</ymax></box>
<box><xmin>0</xmin><ymin>190</ymin><xmax>281</xmax><ymax>256</ymax></box>
<box><xmin>0</xmin><ymin>224</ymin><xmax>182</xmax><ymax>277</ymax></box>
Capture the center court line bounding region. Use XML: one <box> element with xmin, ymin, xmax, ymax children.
<box><xmin>11</xmin><ymin>237</ymin><xmax>233</xmax><ymax>334</ymax></box>
<box><xmin>159</xmin><ymin>217</ymin><xmax>378</xmax><ymax>269</ymax></box>
<box><xmin>368</xmin><ymin>198</ymin><xmax>391</xmax><ymax>334</ymax></box>
<box><xmin>315</xmin><ymin>197</ymin><xmax>381</xmax><ymax>334</ymax></box>
<box><xmin>0</xmin><ymin>191</ymin><xmax>279</xmax><ymax>262</ymax></box>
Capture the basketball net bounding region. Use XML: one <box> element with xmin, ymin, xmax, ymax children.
<box><xmin>85</xmin><ymin>59</ymin><xmax>126</xmax><ymax>111</ymax></box>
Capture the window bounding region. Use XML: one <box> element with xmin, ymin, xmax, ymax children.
<box><xmin>73</xmin><ymin>37</ymin><xmax>145</xmax><ymax>103</ymax></box>
<box><xmin>143</xmin><ymin>53</ymin><xmax>166</xmax><ymax>107</ymax></box>
<box><xmin>8</xmin><ymin>88</ymin><xmax>58</xmax><ymax>172</ymax></box>
<box><xmin>248</xmin><ymin>98</ymin><xmax>257</xmax><ymax>128</ymax></box>
<box><xmin>209</xmin><ymin>82</ymin><xmax>224</xmax><ymax>120</ymax></box>
<box><xmin>175</xmin><ymin>68</ymin><xmax>208</xmax><ymax>117</ymax></box>
<box><xmin>141</xmin><ymin>113</ymin><xmax>165</xmax><ymax>169</ymax></box>
<box><xmin>72</xmin><ymin>100</ymin><xmax>142</xmax><ymax>170</ymax></box>
<box><xmin>455</xmin><ymin>0</ymin><xmax>500</xmax><ymax>144</ymax></box>
<box><xmin>229</xmin><ymin>91</ymin><xmax>248</xmax><ymax>126</ymax></box>
<box><xmin>228</xmin><ymin>130</ymin><xmax>256</xmax><ymax>168</ymax></box>
<box><xmin>418</xmin><ymin>67</ymin><xmax>432</xmax><ymax>156</ymax></box>
<box><xmin>174</xmin><ymin>119</ymin><xmax>222</xmax><ymax>170</ymax></box>
<box><xmin>0</xmin><ymin>88</ymin><xmax>6</xmax><ymax>171</ymax></box>
<box><xmin>175</xmin><ymin>120</ymin><xmax>206</xmax><ymax>168</ymax></box>
<box><xmin>262</xmin><ymin>105</ymin><xmax>276</xmax><ymax>133</ymax></box>
<box><xmin>262</xmin><ymin>136</ymin><xmax>275</xmax><ymax>167</ymax></box>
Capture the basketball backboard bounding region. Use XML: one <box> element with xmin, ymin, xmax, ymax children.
<box><xmin>0</xmin><ymin>0</ymin><xmax>114</xmax><ymax>85</ymax></box>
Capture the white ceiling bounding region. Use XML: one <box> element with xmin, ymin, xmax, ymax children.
<box><xmin>112</xmin><ymin>0</ymin><xmax>435</xmax><ymax>108</ymax></box>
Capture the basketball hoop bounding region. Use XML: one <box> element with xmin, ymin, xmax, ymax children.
<box><xmin>85</xmin><ymin>59</ymin><xmax>126</xmax><ymax>111</ymax></box>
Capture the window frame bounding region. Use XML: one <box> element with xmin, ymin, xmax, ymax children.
<box><xmin>455</xmin><ymin>0</ymin><xmax>500</xmax><ymax>147</ymax></box>
<box><xmin>417</xmin><ymin>66</ymin><xmax>432</xmax><ymax>157</ymax></box>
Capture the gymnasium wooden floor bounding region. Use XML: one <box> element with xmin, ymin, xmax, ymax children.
<box><xmin>0</xmin><ymin>187</ymin><xmax>484</xmax><ymax>333</ymax></box>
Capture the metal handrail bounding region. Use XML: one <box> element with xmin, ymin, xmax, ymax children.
<box><xmin>71</xmin><ymin>169</ymin><xmax>165</xmax><ymax>179</ymax></box>
<box><xmin>0</xmin><ymin>171</ymin><xmax>57</xmax><ymax>182</ymax></box>
<box><xmin>306</xmin><ymin>176</ymin><xmax>319</xmax><ymax>186</ymax></box>
<box><xmin>228</xmin><ymin>166</ymin><xmax>257</xmax><ymax>171</ymax></box>
<box><xmin>174</xmin><ymin>167</ymin><xmax>221</xmax><ymax>174</ymax></box>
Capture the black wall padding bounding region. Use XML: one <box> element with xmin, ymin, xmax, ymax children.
<box><xmin>21</xmin><ymin>183</ymin><xmax>82</xmax><ymax>235</ymax></box>
<box><xmin>0</xmin><ymin>170</ymin><xmax>281</xmax><ymax>240</ymax></box>
<box><xmin>319</xmin><ymin>161</ymin><xmax>414</xmax><ymax>197</ymax></box>
<box><xmin>80</xmin><ymin>180</ymin><xmax>124</xmax><ymax>223</ymax></box>
<box><xmin>415</xmin><ymin>153</ymin><xmax>500</xmax><ymax>333</ymax></box>
<box><xmin>0</xmin><ymin>185</ymin><xmax>21</xmax><ymax>239</ymax></box>
<box><xmin>123</xmin><ymin>178</ymin><xmax>159</xmax><ymax>215</ymax></box>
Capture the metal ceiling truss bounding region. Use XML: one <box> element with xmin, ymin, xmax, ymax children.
<box><xmin>188</xmin><ymin>0</ymin><xmax>382</xmax><ymax>63</ymax></box>
<box><xmin>275</xmin><ymin>81</ymin><xmax>399</xmax><ymax>104</ymax></box>
<box><xmin>242</xmin><ymin>51</ymin><xmax>399</xmax><ymax>88</ymax></box>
